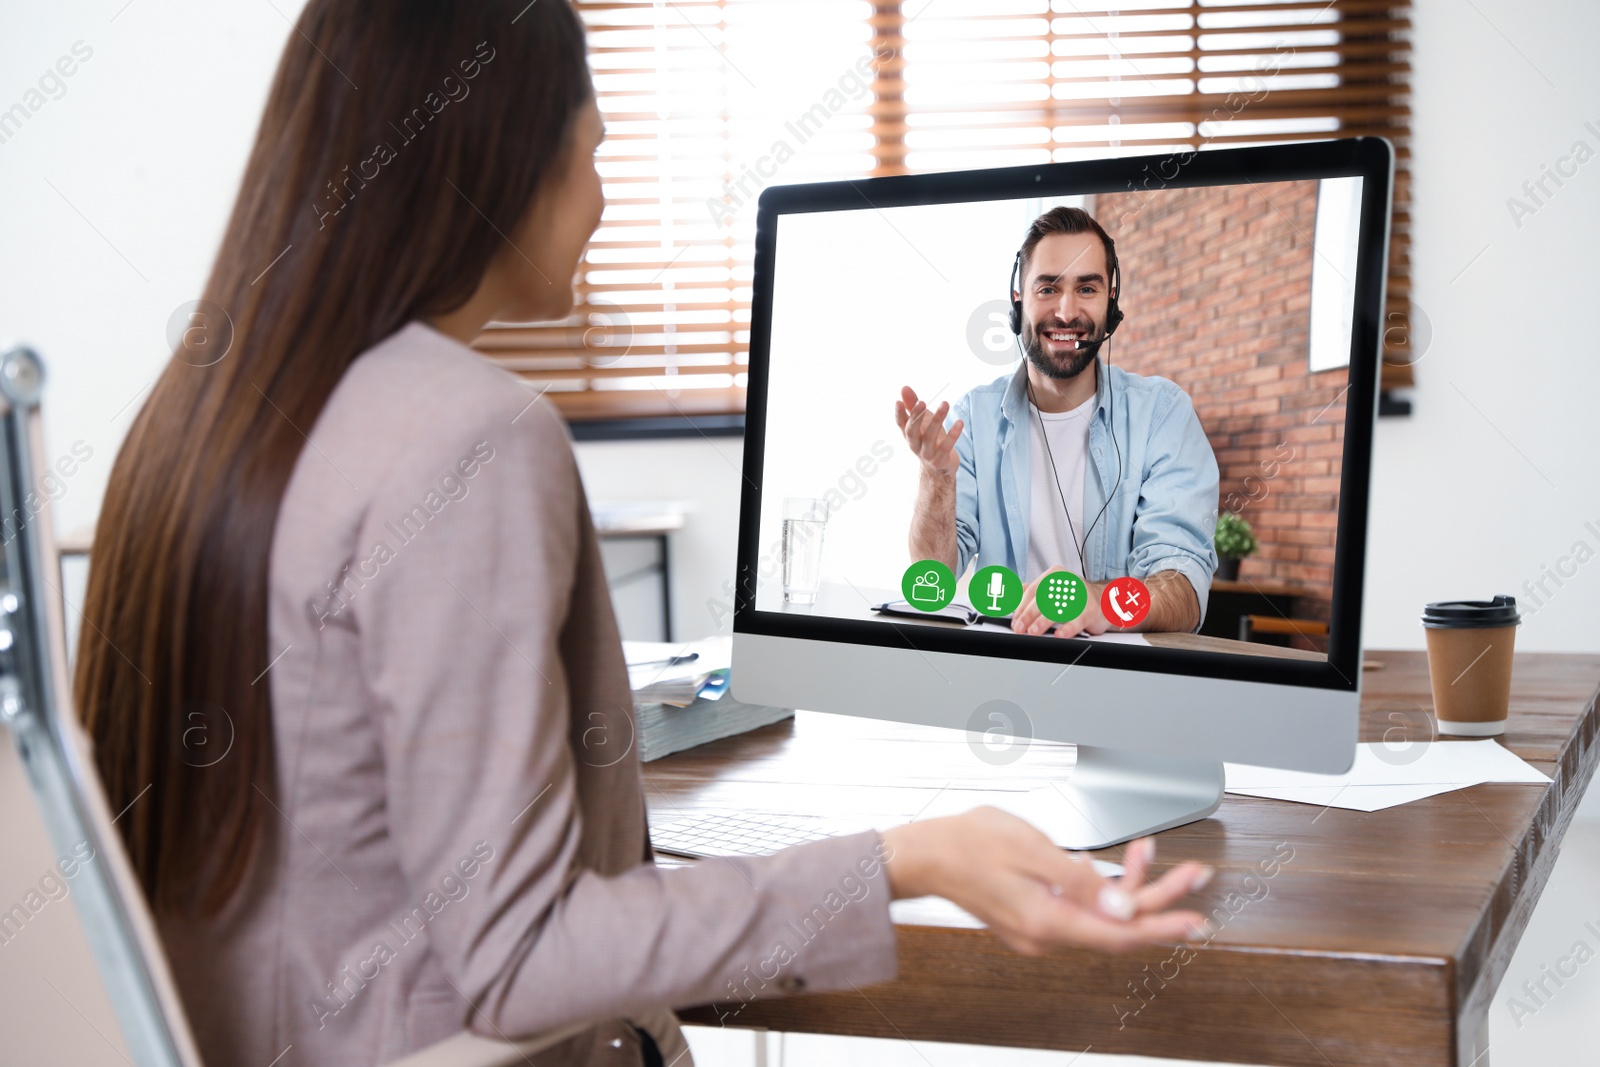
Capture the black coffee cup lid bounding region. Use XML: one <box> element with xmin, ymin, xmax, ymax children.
<box><xmin>1422</xmin><ymin>594</ymin><xmax>1521</xmax><ymax>629</ymax></box>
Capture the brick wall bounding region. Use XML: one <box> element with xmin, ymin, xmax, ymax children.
<box><xmin>1093</xmin><ymin>180</ymin><xmax>1344</xmax><ymax>624</ymax></box>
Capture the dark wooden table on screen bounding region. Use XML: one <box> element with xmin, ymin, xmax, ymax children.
<box><xmin>644</xmin><ymin>650</ymin><xmax>1600</xmax><ymax>1067</ymax></box>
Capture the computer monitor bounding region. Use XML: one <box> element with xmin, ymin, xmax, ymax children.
<box><xmin>730</xmin><ymin>137</ymin><xmax>1393</xmax><ymax>848</ymax></box>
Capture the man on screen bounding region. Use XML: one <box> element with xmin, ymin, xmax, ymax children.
<box><xmin>893</xmin><ymin>207</ymin><xmax>1219</xmax><ymax>639</ymax></box>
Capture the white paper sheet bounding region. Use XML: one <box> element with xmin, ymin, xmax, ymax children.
<box><xmin>623</xmin><ymin>635</ymin><xmax>732</xmax><ymax>675</ymax></box>
<box><xmin>1082</xmin><ymin>630</ymin><xmax>1151</xmax><ymax>646</ymax></box>
<box><xmin>1224</xmin><ymin>739</ymin><xmax>1549</xmax><ymax>811</ymax></box>
<box><xmin>896</xmin><ymin>742</ymin><xmax>1548</xmax><ymax>830</ymax></box>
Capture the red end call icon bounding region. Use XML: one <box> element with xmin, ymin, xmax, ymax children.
<box><xmin>1100</xmin><ymin>576</ymin><xmax>1151</xmax><ymax>629</ymax></box>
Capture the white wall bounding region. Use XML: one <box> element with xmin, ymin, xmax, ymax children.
<box><xmin>1363</xmin><ymin>0</ymin><xmax>1600</xmax><ymax>651</ymax></box>
<box><xmin>0</xmin><ymin>0</ymin><xmax>295</xmax><ymax>541</ymax></box>
<box><xmin>1</xmin><ymin>0</ymin><xmax>1596</xmax><ymax>653</ymax></box>
<box><xmin>758</xmin><ymin>198</ymin><xmax>1052</xmax><ymax>594</ymax></box>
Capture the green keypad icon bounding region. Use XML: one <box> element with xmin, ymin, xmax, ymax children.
<box><xmin>1035</xmin><ymin>570</ymin><xmax>1087</xmax><ymax>623</ymax></box>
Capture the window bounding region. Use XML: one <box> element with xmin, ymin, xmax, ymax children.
<box><xmin>478</xmin><ymin>0</ymin><xmax>1413</xmax><ymax>424</ymax></box>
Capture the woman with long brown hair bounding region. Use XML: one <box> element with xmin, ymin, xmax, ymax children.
<box><xmin>74</xmin><ymin>2</ymin><xmax>1213</xmax><ymax>1064</ymax></box>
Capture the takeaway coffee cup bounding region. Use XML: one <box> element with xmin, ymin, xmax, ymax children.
<box><xmin>1421</xmin><ymin>595</ymin><xmax>1521</xmax><ymax>736</ymax></box>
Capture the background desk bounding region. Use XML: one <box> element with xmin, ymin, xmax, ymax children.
<box><xmin>592</xmin><ymin>503</ymin><xmax>684</xmax><ymax>641</ymax></box>
<box><xmin>64</xmin><ymin>507</ymin><xmax>689</xmax><ymax>642</ymax></box>
<box><xmin>1202</xmin><ymin>576</ymin><xmax>1305</xmax><ymax>634</ymax></box>
<box><xmin>647</xmin><ymin>650</ymin><xmax>1600</xmax><ymax>1066</ymax></box>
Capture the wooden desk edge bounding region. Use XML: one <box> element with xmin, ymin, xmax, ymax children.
<box><xmin>1453</xmin><ymin>675</ymin><xmax>1600</xmax><ymax>1061</ymax></box>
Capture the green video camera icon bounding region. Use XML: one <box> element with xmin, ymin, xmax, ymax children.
<box><xmin>902</xmin><ymin>560</ymin><xmax>956</xmax><ymax>612</ymax></box>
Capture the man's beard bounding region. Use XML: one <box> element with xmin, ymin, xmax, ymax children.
<box><xmin>1022</xmin><ymin>317</ymin><xmax>1099</xmax><ymax>380</ymax></box>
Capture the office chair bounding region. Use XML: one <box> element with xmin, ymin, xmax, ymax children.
<box><xmin>0</xmin><ymin>346</ymin><xmax>595</xmax><ymax>1067</ymax></box>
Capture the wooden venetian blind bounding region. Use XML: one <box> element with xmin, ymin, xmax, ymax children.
<box><xmin>473</xmin><ymin>0</ymin><xmax>881</xmax><ymax>421</ymax></box>
<box><xmin>477</xmin><ymin>0</ymin><xmax>1413</xmax><ymax>420</ymax></box>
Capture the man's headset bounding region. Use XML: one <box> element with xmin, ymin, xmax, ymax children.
<box><xmin>1009</xmin><ymin>232</ymin><xmax>1126</xmax><ymax>577</ymax></box>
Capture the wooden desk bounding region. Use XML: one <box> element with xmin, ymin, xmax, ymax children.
<box><xmin>649</xmin><ymin>651</ymin><xmax>1600</xmax><ymax>1066</ymax></box>
<box><xmin>1210</xmin><ymin>577</ymin><xmax>1306</xmax><ymax>599</ymax></box>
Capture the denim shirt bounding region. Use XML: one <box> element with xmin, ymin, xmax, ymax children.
<box><xmin>947</xmin><ymin>359</ymin><xmax>1221</xmax><ymax>628</ymax></box>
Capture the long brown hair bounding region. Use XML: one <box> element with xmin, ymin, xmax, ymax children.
<box><xmin>76</xmin><ymin>0</ymin><xmax>592</xmax><ymax>914</ymax></box>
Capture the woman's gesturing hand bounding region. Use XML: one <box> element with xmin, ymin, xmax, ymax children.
<box><xmin>880</xmin><ymin>806</ymin><xmax>1212</xmax><ymax>955</ymax></box>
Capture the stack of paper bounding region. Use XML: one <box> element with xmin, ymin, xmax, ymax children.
<box><xmin>634</xmin><ymin>698</ymin><xmax>794</xmax><ymax>762</ymax></box>
<box><xmin>625</xmin><ymin>636</ymin><xmax>730</xmax><ymax>707</ymax></box>
<box><xmin>623</xmin><ymin>636</ymin><xmax>793</xmax><ymax>762</ymax></box>
<box><xmin>1224</xmin><ymin>740</ymin><xmax>1551</xmax><ymax>812</ymax></box>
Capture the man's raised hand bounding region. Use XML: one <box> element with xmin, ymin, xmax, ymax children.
<box><xmin>895</xmin><ymin>386</ymin><xmax>964</xmax><ymax>478</ymax></box>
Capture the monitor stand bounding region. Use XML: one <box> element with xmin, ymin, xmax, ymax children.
<box><xmin>1039</xmin><ymin>744</ymin><xmax>1226</xmax><ymax>850</ymax></box>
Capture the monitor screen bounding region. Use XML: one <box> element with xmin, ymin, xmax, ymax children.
<box><xmin>737</xmin><ymin>140</ymin><xmax>1389</xmax><ymax>692</ymax></box>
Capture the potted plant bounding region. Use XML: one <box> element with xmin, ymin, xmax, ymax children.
<box><xmin>1214</xmin><ymin>512</ymin><xmax>1257</xmax><ymax>581</ymax></box>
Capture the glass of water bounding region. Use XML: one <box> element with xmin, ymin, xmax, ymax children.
<box><xmin>781</xmin><ymin>496</ymin><xmax>830</xmax><ymax>605</ymax></box>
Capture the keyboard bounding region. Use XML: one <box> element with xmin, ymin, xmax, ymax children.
<box><xmin>650</xmin><ymin>810</ymin><xmax>1127</xmax><ymax>879</ymax></box>
<box><xmin>650</xmin><ymin>811</ymin><xmax>849</xmax><ymax>859</ymax></box>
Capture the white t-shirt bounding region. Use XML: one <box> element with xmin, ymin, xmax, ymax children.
<box><xmin>1025</xmin><ymin>394</ymin><xmax>1095</xmax><ymax>583</ymax></box>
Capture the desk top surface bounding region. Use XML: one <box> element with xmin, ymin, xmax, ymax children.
<box><xmin>652</xmin><ymin>649</ymin><xmax>1600</xmax><ymax>1066</ymax></box>
<box><xmin>756</xmin><ymin>579</ymin><xmax>1324</xmax><ymax>661</ymax></box>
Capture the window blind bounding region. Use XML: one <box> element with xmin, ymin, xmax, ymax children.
<box><xmin>473</xmin><ymin>0</ymin><xmax>882</xmax><ymax>421</ymax></box>
<box><xmin>477</xmin><ymin>0</ymin><xmax>1413</xmax><ymax>420</ymax></box>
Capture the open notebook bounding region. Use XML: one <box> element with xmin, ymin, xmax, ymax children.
<box><xmin>870</xmin><ymin>601</ymin><xmax>1153</xmax><ymax>646</ymax></box>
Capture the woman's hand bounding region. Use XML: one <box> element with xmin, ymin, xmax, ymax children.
<box><xmin>880</xmin><ymin>807</ymin><xmax>1211</xmax><ymax>955</ymax></box>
